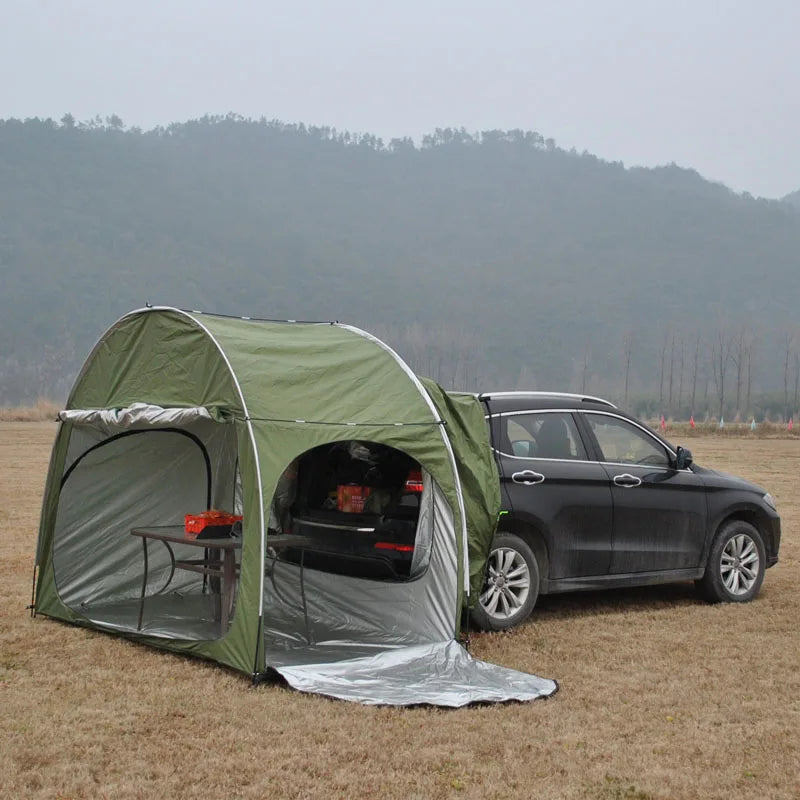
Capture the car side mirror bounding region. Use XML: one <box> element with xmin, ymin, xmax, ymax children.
<box><xmin>675</xmin><ymin>446</ymin><xmax>693</xmax><ymax>470</ymax></box>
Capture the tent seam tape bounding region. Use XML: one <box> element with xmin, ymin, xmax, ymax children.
<box><xmin>336</xmin><ymin>323</ymin><xmax>470</xmax><ymax>596</ymax></box>
<box><xmin>234</xmin><ymin>416</ymin><xmax>442</xmax><ymax>427</ymax></box>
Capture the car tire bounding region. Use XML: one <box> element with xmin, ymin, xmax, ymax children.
<box><xmin>698</xmin><ymin>520</ymin><xmax>766</xmax><ymax>603</ymax></box>
<box><xmin>472</xmin><ymin>533</ymin><xmax>539</xmax><ymax>630</ymax></box>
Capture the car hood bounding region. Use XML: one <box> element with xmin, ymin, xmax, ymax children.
<box><xmin>692</xmin><ymin>464</ymin><xmax>766</xmax><ymax>495</ymax></box>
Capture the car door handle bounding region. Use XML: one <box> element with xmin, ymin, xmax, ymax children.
<box><xmin>511</xmin><ymin>470</ymin><xmax>545</xmax><ymax>485</ymax></box>
<box><xmin>613</xmin><ymin>473</ymin><xmax>642</xmax><ymax>488</ymax></box>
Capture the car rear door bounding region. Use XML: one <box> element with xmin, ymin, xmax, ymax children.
<box><xmin>579</xmin><ymin>411</ymin><xmax>708</xmax><ymax>573</ymax></box>
<box><xmin>490</xmin><ymin>410</ymin><xmax>613</xmax><ymax>579</ymax></box>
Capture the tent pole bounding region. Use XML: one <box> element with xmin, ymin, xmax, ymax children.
<box><xmin>251</xmin><ymin>612</ymin><xmax>264</xmax><ymax>685</ymax></box>
<box><xmin>28</xmin><ymin>565</ymin><xmax>38</xmax><ymax>618</ymax></box>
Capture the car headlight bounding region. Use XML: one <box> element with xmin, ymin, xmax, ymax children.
<box><xmin>763</xmin><ymin>492</ymin><xmax>777</xmax><ymax>511</ymax></box>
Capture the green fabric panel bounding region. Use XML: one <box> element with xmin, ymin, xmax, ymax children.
<box><xmin>35</xmin><ymin>421</ymin><xmax>70</xmax><ymax>568</ymax></box>
<box><xmin>69</xmin><ymin>311</ymin><xmax>241</xmax><ymax>413</ymax></box>
<box><xmin>250</xmin><ymin>418</ymin><xmax>464</xmax><ymax>635</ymax></box>
<box><xmin>34</xmin><ymin>422</ymin><xmax>75</xmax><ymax>619</ymax></box>
<box><xmin>221</xmin><ymin>420</ymin><xmax>266</xmax><ymax>674</ymax></box>
<box><xmin>35</xmin><ymin>559</ymin><xmax>81</xmax><ymax>622</ymax></box>
<box><xmin>192</xmin><ymin>315</ymin><xmax>436</xmax><ymax>425</ymax></box>
<box><xmin>421</xmin><ymin>383</ymin><xmax>501</xmax><ymax>605</ymax></box>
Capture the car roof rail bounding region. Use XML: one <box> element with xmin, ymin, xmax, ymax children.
<box><xmin>478</xmin><ymin>391</ymin><xmax>617</xmax><ymax>408</ymax></box>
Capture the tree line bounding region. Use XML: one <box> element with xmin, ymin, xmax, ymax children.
<box><xmin>1</xmin><ymin>114</ymin><xmax>799</xmax><ymax>410</ymax></box>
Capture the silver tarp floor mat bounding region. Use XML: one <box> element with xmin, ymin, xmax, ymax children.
<box><xmin>81</xmin><ymin>595</ymin><xmax>222</xmax><ymax>639</ymax></box>
<box><xmin>268</xmin><ymin>639</ymin><xmax>558</xmax><ymax>707</ymax></box>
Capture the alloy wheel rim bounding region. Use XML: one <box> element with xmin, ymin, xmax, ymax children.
<box><xmin>480</xmin><ymin>546</ymin><xmax>531</xmax><ymax>619</ymax></box>
<box><xmin>720</xmin><ymin>533</ymin><xmax>760</xmax><ymax>595</ymax></box>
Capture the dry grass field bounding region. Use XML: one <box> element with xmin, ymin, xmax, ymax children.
<box><xmin>1</xmin><ymin>422</ymin><xmax>798</xmax><ymax>799</ymax></box>
<box><xmin>0</xmin><ymin>400</ymin><xmax>60</xmax><ymax>423</ymax></box>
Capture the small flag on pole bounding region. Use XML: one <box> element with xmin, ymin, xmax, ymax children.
<box><xmin>719</xmin><ymin>417</ymin><xmax>724</xmax><ymax>428</ymax></box>
<box><xmin>751</xmin><ymin>418</ymin><xmax>757</xmax><ymax>431</ymax></box>
<box><xmin>689</xmin><ymin>416</ymin><xmax>695</xmax><ymax>429</ymax></box>
<box><xmin>660</xmin><ymin>415</ymin><xmax>666</xmax><ymax>431</ymax></box>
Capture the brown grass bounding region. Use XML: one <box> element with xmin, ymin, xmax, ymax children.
<box><xmin>0</xmin><ymin>399</ymin><xmax>60</xmax><ymax>422</ymax></box>
<box><xmin>1</xmin><ymin>422</ymin><xmax>798</xmax><ymax>799</ymax></box>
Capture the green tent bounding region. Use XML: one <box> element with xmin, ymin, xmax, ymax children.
<box><xmin>33</xmin><ymin>307</ymin><xmax>556</xmax><ymax>705</ymax></box>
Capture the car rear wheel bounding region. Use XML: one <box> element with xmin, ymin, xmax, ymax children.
<box><xmin>699</xmin><ymin>520</ymin><xmax>766</xmax><ymax>603</ymax></box>
<box><xmin>473</xmin><ymin>533</ymin><xmax>539</xmax><ymax>630</ymax></box>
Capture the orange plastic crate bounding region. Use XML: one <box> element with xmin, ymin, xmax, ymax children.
<box><xmin>184</xmin><ymin>511</ymin><xmax>242</xmax><ymax>539</ymax></box>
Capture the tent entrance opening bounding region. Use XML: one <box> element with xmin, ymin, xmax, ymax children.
<box><xmin>52</xmin><ymin>412</ymin><xmax>241</xmax><ymax>640</ymax></box>
<box><xmin>270</xmin><ymin>441</ymin><xmax>432</xmax><ymax>581</ymax></box>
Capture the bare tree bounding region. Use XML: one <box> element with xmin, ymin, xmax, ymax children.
<box><xmin>745</xmin><ymin>337</ymin><xmax>754</xmax><ymax>418</ymax></box>
<box><xmin>710</xmin><ymin>328</ymin><xmax>733</xmax><ymax>419</ymax></box>
<box><xmin>622</xmin><ymin>332</ymin><xmax>634</xmax><ymax>406</ymax></box>
<box><xmin>515</xmin><ymin>363</ymin><xmax>536</xmax><ymax>390</ymax></box>
<box><xmin>782</xmin><ymin>331</ymin><xmax>795</xmax><ymax>422</ymax></box>
<box><xmin>793</xmin><ymin>352</ymin><xmax>800</xmax><ymax>422</ymax></box>
<box><xmin>581</xmin><ymin>341</ymin><xmax>591</xmax><ymax>394</ymax></box>
<box><xmin>730</xmin><ymin>328</ymin><xmax>747</xmax><ymax>419</ymax></box>
<box><xmin>677</xmin><ymin>338</ymin><xmax>685</xmax><ymax>414</ymax></box>
<box><xmin>690</xmin><ymin>334</ymin><xmax>702</xmax><ymax>415</ymax></box>
<box><xmin>667</xmin><ymin>334</ymin><xmax>676</xmax><ymax>412</ymax></box>
<box><xmin>658</xmin><ymin>331</ymin><xmax>670</xmax><ymax>407</ymax></box>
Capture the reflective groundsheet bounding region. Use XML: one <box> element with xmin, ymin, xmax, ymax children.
<box><xmin>260</xmin><ymin>482</ymin><xmax>557</xmax><ymax>707</ymax></box>
<box><xmin>268</xmin><ymin>639</ymin><xmax>558</xmax><ymax>707</ymax></box>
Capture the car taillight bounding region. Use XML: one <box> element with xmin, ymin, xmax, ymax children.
<box><xmin>405</xmin><ymin>469</ymin><xmax>424</xmax><ymax>493</ymax></box>
<box><xmin>374</xmin><ymin>542</ymin><xmax>415</xmax><ymax>552</ymax></box>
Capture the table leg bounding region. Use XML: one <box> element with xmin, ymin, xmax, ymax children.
<box><xmin>208</xmin><ymin>547</ymin><xmax>222</xmax><ymax>623</ymax></box>
<box><xmin>137</xmin><ymin>537</ymin><xmax>149</xmax><ymax>631</ymax></box>
<box><xmin>222</xmin><ymin>549</ymin><xmax>236</xmax><ymax>635</ymax></box>
<box><xmin>299</xmin><ymin>549</ymin><xmax>311</xmax><ymax>645</ymax></box>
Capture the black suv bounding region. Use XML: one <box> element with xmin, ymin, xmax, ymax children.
<box><xmin>473</xmin><ymin>392</ymin><xmax>781</xmax><ymax>630</ymax></box>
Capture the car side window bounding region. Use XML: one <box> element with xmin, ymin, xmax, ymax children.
<box><xmin>498</xmin><ymin>412</ymin><xmax>587</xmax><ymax>460</ymax></box>
<box><xmin>584</xmin><ymin>414</ymin><xmax>671</xmax><ymax>468</ymax></box>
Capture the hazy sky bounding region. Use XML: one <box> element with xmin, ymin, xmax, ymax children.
<box><xmin>3</xmin><ymin>0</ymin><xmax>798</xmax><ymax>198</ymax></box>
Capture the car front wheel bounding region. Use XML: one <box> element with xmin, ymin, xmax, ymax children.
<box><xmin>472</xmin><ymin>533</ymin><xmax>539</xmax><ymax>630</ymax></box>
<box><xmin>699</xmin><ymin>520</ymin><xmax>766</xmax><ymax>603</ymax></box>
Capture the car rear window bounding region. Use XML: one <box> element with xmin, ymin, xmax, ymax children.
<box><xmin>497</xmin><ymin>412</ymin><xmax>587</xmax><ymax>460</ymax></box>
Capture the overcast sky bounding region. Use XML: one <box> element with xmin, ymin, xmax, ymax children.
<box><xmin>2</xmin><ymin>0</ymin><xmax>798</xmax><ymax>198</ymax></box>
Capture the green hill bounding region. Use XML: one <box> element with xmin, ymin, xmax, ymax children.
<box><xmin>1</xmin><ymin>115</ymin><xmax>798</xmax><ymax>418</ymax></box>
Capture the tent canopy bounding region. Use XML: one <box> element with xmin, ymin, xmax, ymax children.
<box><xmin>34</xmin><ymin>307</ymin><xmax>556</xmax><ymax>705</ymax></box>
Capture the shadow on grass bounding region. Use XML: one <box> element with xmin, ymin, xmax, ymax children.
<box><xmin>532</xmin><ymin>580</ymin><xmax>701</xmax><ymax>621</ymax></box>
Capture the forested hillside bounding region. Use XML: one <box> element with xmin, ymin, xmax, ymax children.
<box><xmin>1</xmin><ymin>114</ymin><xmax>799</xmax><ymax>418</ymax></box>
<box><xmin>783</xmin><ymin>189</ymin><xmax>800</xmax><ymax>209</ymax></box>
